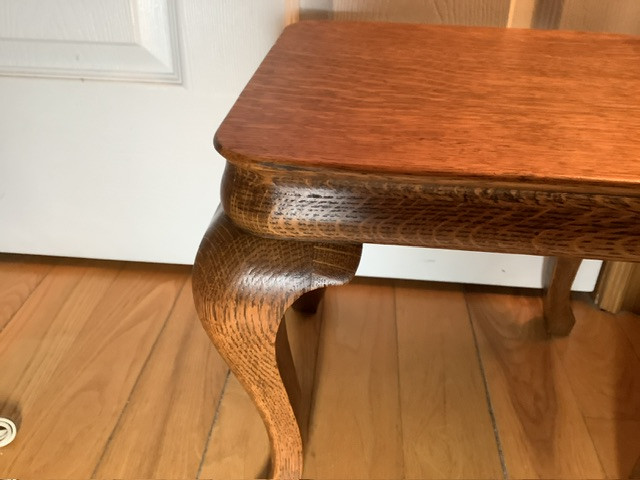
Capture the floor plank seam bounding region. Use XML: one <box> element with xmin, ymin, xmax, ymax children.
<box><xmin>5</xmin><ymin>261</ymin><xmax>638</xmax><ymax>479</ymax></box>
<box><xmin>197</xmin><ymin>369</ymin><xmax>231</xmax><ymax>480</ymax></box>
<box><xmin>0</xmin><ymin>265</ymin><xmax>94</xmax><ymax>428</ymax></box>
<box><xmin>0</xmin><ymin>263</ymin><xmax>57</xmax><ymax>337</ymax></box>
<box><xmin>582</xmin><ymin>413</ymin><xmax>614</xmax><ymax>479</ymax></box>
<box><xmin>0</xmin><ymin>263</ymin><xmax>55</xmax><ymax>337</ymax></box>
<box><xmin>464</xmin><ymin>287</ymin><xmax>509</xmax><ymax>480</ymax></box>
<box><xmin>391</xmin><ymin>283</ymin><xmax>407</xmax><ymax>479</ymax></box>
<box><xmin>550</xmin><ymin>313</ymin><xmax>612</xmax><ymax>478</ymax></box>
<box><xmin>89</xmin><ymin>275</ymin><xmax>190</xmax><ymax>478</ymax></box>
<box><xmin>615</xmin><ymin>315</ymin><xmax>640</xmax><ymax>365</ymax></box>
<box><xmin>302</xmin><ymin>301</ymin><xmax>326</xmax><ymax>448</ymax></box>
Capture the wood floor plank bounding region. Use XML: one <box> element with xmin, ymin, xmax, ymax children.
<box><xmin>283</xmin><ymin>302</ymin><xmax>325</xmax><ymax>445</ymax></box>
<box><xmin>93</xmin><ymin>278</ymin><xmax>229</xmax><ymax>479</ymax></box>
<box><xmin>0</xmin><ymin>263</ymin><xmax>187</xmax><ymax>478</ymax></box>
<box><xmin>584</xmin><ymin>417</ymin><xmax>640</xmax><ymax>479</ymax></box>
<box><xmin>553</xmin><ymin>297</ymin><xmax>640</xmax><ymax>420</ymax></box>
<box><xmin>0</xmin><ymin>255</ymin><xmax>56</xmax><ymax>332</ymax></box>
<box><xmin>553</xmin><ymin>297</ymin><xmax>640</xmax><ymax>479</ymax></box>
<box><xmin>198</xmin><ymin>372</ymin><xmax>271</xmax><ymax>479</ymax></box>
<box><xmin>0</xmin><ymin>261</ymin><xmax>111</xmax><ymax>416</ymax></box>
<box><xmin>303</xmin><ymin>281</ymin><xmax>404</xmax><ymax>479</ymax></box>
<box><xmin>395</xmin><ymin>281</ymin><xmax>503</xmax><ymax>479</ymax></box>
<box><xmin>616</xmin><ymin>311</ymin><xmax>640</xmax><ymax>362</ymax></box>
<box><xmin>465</xmin><ymin>287</ymin><xmax>605</xmax><ymax>479</ymax></box>
<box><xmin>198</xmin><ymin>303</ymin><xmax>324</xmax><ymax>480</ymax></box>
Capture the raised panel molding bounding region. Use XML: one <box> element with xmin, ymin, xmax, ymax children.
<box><xmin>0</xmin><ymin>0</ymin><xmax>181</xmax><ymax>83</ymax></box>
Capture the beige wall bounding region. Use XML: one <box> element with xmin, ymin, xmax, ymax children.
<box><xmin>300</xmin><ymin>0</ymin><xmax>640</xmax><ymax>34</ymax></box>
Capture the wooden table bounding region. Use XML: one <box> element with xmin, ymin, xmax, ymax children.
<box><xmin>192</xmin><ymin>22</ymin><xmax>640</xmax><ymax>479</ymax></box>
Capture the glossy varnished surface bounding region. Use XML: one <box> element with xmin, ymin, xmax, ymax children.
<box><xmin>216</xmin><ymin>21</ymin><xmax>640</xmax><ymax>190</ymax></box>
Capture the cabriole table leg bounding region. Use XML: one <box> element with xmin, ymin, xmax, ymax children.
<box><xmin>542</xmin><ymin>256</ymin><xmax>583</xmax><ymax>336</ymax></box>
<box><xmin>192</xmin><ymin>209</ymin><xmax>362</xmax><ymax>479</ymax></box>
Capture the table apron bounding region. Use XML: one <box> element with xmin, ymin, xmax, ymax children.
<box><xmin>221</xmin><ymin>162</ymin><xmax>640</xmax><ymax>262</ymax></box>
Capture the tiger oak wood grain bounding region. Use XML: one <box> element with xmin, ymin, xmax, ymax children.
<box><xmin>222</xmin><ymin>163</ymin><xmax>640</xmax><ymax>262</ymax></box>
<box><xmin>200</xmin><ymin>299</ymin><xmax>326</xmax><ymax>480</ymax></box>
<box><xmin>192</xmin><ymin>210</ymin><xmax>361</xmax><ymax>479</ymax></box>
<box><xmin>216</xmin><ymin>21</ymin><xmax>640</xmax><ymax>190</ymax></box>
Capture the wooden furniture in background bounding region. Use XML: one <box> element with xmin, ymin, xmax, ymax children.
<box><xmin>193</xmin><ymin>22</ymin><xmax>640</xmax><ymax>478</ymax></box>
<box><xmin>596</xmin><ymin>262</ymin><xmax>640</xmax><ymax>314</ymax></box>
<box><xmin>312</xmin><ymin>0</ymin><xmax>640</xmax><ymax>36</ymax></box>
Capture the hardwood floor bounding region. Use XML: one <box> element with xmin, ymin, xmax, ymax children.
<box><xmin>0</xmin><ymin>254</ymin><xmax>639</xmax><ymax>479</ymax></box>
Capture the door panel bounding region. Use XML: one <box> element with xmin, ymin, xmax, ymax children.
<box><xmin>0</xmin><ymin>0</ymin><xmax>285</xmax><ymax>264</ymax></box>
<box><xmin>0</xmin><ymin>0</ymin><xmax>180</xmax><ymax>82</ymax></box>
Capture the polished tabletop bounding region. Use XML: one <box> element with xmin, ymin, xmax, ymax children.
<box><xmin>215</xmin><ymin>21</ymin><xmax>640</xmax><ymax>192</ymax></box>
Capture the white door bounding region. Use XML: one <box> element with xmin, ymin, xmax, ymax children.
<box><xmin>0</xmin><ymin>0</ymin><xmax>601</xmax><ymax>290</ymax></box>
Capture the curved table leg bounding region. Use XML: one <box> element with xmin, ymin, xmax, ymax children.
<box><xmin>192</xmin><ymin>209</ymin><xmax>362</xmax><ymax>479</ymax></box>
<box><xmin>542</xmin><ymin>256</ymin><xmax>582</xmax><ymax>336</ymax></box>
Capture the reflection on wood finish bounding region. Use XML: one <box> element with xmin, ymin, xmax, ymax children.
<box><xmin>466</xmin><ymin>287</ymin><xmax>606</xmax><ymax>478</ymax></box>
